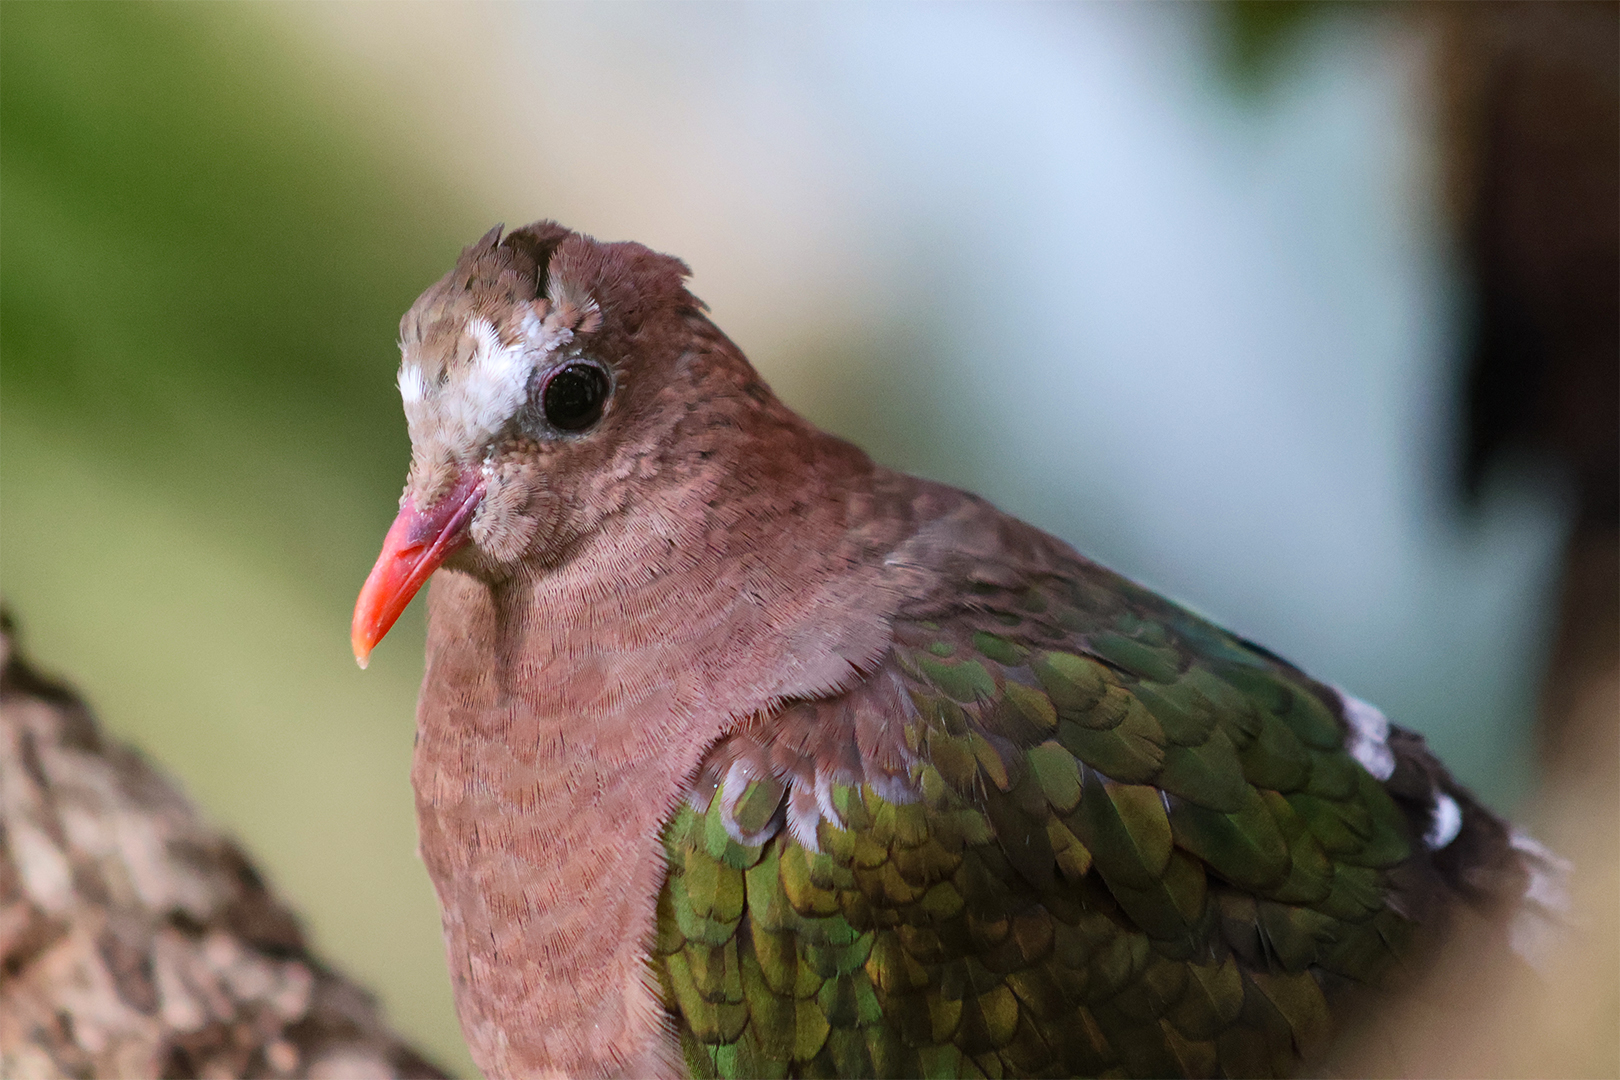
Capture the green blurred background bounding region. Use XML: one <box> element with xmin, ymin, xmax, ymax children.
<box><xmin>3</xmin><ymin>5</ymin><xmax>485</xmax><ymax>1071</ymax></box>
<box><xmin>5</xmin><ymin>4</ymin><xmax>1608</xmax><ymax>1075</ymax></box>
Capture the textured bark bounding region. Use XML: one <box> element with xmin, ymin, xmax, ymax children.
<box><xmin>0</xmin><ymin>611</ymin><xmax>450</xmax><ymax>1080</ymax></box>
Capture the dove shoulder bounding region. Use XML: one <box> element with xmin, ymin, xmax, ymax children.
<box><xmin>658</xmin><ymin>480</ymin><xmax>1543</xmax><ymax>1079</ymax></box>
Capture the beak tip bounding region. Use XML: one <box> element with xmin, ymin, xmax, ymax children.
<box><xmin>351</xmin><ymin>623</ymin><xmax>376</xmax><ymax>669</ymax></box>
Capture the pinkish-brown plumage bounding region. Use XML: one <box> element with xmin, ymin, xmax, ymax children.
<box><xmin>359</xmin><ymin>223</ymin><xmax>1565</xmax><ymax>1080</ymax></box>
<box><xmin>394</xmin><ymin>223</ymin><xmax>989</xmax><ymax>1076</ymax></box>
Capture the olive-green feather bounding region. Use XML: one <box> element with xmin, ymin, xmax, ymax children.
<box><xmin>656</xmin><ymin>567</ymin><xmax>1427</xmax><ymax>1077</ymax></box>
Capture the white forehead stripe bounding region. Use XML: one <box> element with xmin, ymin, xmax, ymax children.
<box><xmin>423</xmin><ymin>314</ymin><xmax>565</xmax><ymax>448</ymax></box>
<box><xmin>1336</xmin><ymin>688</ymin><xmax>1396</xmax><ymax>781</ymax></box>
<box><xmin>396</xmin><ymin>296</ymin><xmax>595</xmax><ymax>453</ymax></box>
<box><xmin>457</xmin><ymin>315</ymin><xmax>529</xmax><ymax>434</ymax></box>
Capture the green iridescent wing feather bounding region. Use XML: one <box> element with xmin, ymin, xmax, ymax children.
<box><xmin>657</xmin><ymin>562</ymin><xmax>1417</xmax><ymax>1079</ymax></box>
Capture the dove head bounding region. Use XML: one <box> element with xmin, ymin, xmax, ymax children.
<box><xmin>351</xmin><ymin>221</ymin><xmax>724</xmax><ymax>665</ymax></box>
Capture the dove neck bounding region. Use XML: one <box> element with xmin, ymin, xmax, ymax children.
<box><xmin>413</xmin><ymin>412</ymin><xmax>917</xmax><ymax>1078</ymax></box>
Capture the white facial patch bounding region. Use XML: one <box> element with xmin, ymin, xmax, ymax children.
<box><xmin>397</xmin><ymin>299</ymin><xmax>590</xmax><ymax>454</ymax></box>
<box><xmin>425</xmin><ymin>315</ymin><xmax>530</xmax><ymax>449</ymax></box>
<box><xmin>1335</xmin><ymin>688</ymin><xmax>1396</xmax><ymax>781</ymax></box>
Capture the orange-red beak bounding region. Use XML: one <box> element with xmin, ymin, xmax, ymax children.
<box><xmin>351</xmin><ymin>470</ymin><xmax>485</xmax><ymax>668</ymax></box>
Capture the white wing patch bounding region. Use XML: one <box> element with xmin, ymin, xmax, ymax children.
<box><xmin>785</xmin><ymin>784</ymin><xmax>824</xmax><ymax>852</ymax></box>
<box><xmin>1507</xmin><ymin>828</ymin><xmax>1573</xmax><ymax>971</ymax></box>
<box><xmin>1335</xmin><ymin>688</ymin><xmax>1396</xmax><ymax>781</ymax></box>
<box><xmin>1424</xmin><ymin>792</ymin><xmax>1463</xmax><ymax>849</ymax></box>
<box><xmin>685</xmin><ymin>672</ymin><xmax>923</xmax><ymax>857</ymax></box>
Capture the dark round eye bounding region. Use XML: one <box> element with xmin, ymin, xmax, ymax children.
<box><xmin>541</xmin><ymin>362</ymin><xmax>609</xmax><ymax>431</ymax></box>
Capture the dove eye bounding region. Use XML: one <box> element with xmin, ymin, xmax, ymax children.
<box><xmin>540</xmin><ymin>362</ymin><xmax>610</xmax><ymax>432</ymax></box>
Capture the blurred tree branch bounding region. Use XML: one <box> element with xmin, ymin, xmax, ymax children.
<box><xmin>0</xmin><ymin>610</ymin><xmax>450</xmax><ymax>1080</ymax></box>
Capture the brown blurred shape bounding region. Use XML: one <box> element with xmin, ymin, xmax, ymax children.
<box><xmin>1444</xmin><ymin>1</ymin><xmax>1618</xmax><ymax>527</ymax></box>
<box><xmin>0</xmin><ymin>611</ymin><xmax>450</xmax><ymax>1080</ymax></box>
<box><xmin>1437</xmin><ymin>0</ymin><xmax>1619</xmax><ymax>779</ymax></box>
<box><xmin>1335</xmin><ymin>5</ymin><xmax>1620</xmax><ymax>1074</ymax></box>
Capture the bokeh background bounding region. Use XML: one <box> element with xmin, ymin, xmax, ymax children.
<box><xmin>3</xmin><ymin>3</ymin><xmax>1614</xmax><ymax>1076</ymax></box>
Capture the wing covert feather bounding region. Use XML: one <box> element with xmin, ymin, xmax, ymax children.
<box><xmin>659</xmin><ymin>559</ymin><xmax>1421</xmax><ymax>1078</ymax></box>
